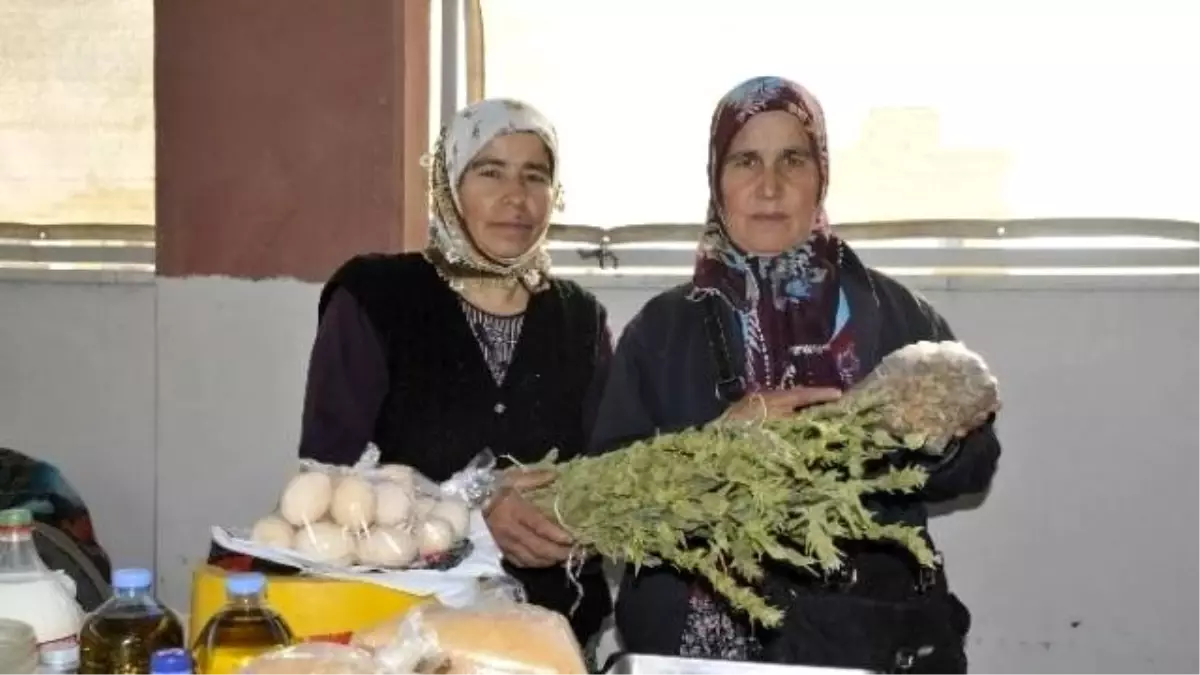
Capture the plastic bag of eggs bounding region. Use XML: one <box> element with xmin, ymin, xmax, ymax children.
<box><xmin>249</xmin><ymin>464</ymin><xmax>472</xmax><ymax>569</ymax></box>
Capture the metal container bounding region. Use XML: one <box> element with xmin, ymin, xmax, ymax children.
<box><xmin>605</xmin><ymin>653</ymin><xmax>871</xmax><ymax>675</ymax></box>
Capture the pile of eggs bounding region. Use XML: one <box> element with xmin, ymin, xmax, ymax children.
<box><xmin>250</xmin><ymin>465</ymin><xmax>470</xmax><ymax>569</ymax></box>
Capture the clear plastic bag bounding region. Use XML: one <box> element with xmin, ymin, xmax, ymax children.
<box><xmin>436</xmin><ymin>448</ymin><xmax>499</xmax><ymax>508</ymax></box>
<box><xmin>238</xmin><ymin>643</ymin><xmax>382</xmax><ymax>674</ymax></box>
<box><xmin>838</xmin><ymin>340</ymin><xmax>1000</xmax><ymax>452</ymax></box>
<box><xmin>350</xmin><ymin>573</ymin><xmax>527</xmax><ymax>654</ymax></box>
<box><xmin>356</xmin><ymin>591</ymin><xmax>586</xmax><ymax>675</ymax></box>
<box><xmin>247</xmin><ymin>447</ymin><xmax>491</xmax><ymax>571</ymax></box>
<box><xmin>476</xmin><ymin>574</ymin><xmax>528</xmax><ymax>604</ymax></box>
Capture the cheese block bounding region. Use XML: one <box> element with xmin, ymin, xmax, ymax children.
<box><xmin>240</xmin><ymin>644</ymin><xmax>381</xmax><ymax>674</ymax></box>
<box><xmin>358</xmin><ymin>603</ymin><xmax>586</xmax><ymax>675</ymax></box>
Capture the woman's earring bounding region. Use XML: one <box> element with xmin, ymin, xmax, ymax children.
<box><xmin>554</xmin><ymin>185</ymin><xmax>566</xmax><ymax>213</ymax></box>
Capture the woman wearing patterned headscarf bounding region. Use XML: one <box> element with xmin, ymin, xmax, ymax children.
<box><xmin>297</xmin><ymin>98</ymin><xmax>613</xmax><ymax>644</ymax></box>
<box><xmin>590</xmin><ymin>77</ymin><xmax>1001</xmax><ymax>672</ymax></box>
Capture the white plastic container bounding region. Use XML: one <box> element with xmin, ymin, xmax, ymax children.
<box><xmin>0</xmin><ymin>509</ymin><xmax>84</xmax><ymax>667</ymax></box>
<box><xmin>0</xmin><ymin>618</ymin><xmax>38</xmax><ymax>674</ymax></box>
<box><xmin>38</xmin><ymin>641</ymin><xmax>81</xmax><ymax>674</ymax></box>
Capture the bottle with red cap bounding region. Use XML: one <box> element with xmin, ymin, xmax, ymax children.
<box><xmin>0</xmin><ymin>508</ymin><xmax>84</xmax><ymax>671</ymax></box>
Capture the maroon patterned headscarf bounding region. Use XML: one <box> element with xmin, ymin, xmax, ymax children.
<box><xmin>691</xmin><ymin>76</ymin><xmax>861</xmax><ymax>391</ymax></box>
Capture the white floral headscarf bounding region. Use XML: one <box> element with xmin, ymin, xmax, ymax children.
<box><xmin>424</xmin><ymin>98</ymin><xmax>559</xmax><ymax>292</ymax></box>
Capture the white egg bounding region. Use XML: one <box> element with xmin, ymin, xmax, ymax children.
<box><xmin>293</xmin><ymin>521</ymin><xmax>354</xmax><ymax>565</ymax></box>
<box><xmin>427</xmin><ymin>499</ymin><xmax>470</xmax><ymax>540</ymax></box>
<box><xmin>375</xmin><ymin>482</ymin><xmax>415</xmax><ymax>527</ymax></box>
<box><xmin>377</xmin><ymin>464</ymin><xmax>415</xmax><ymax>490</ymax></box>
<box><xmin>250</xmin><ymin>515</ymin><xmax>295</xmax><ymax>549</ymax></box>
<box><xmin>416</xmin><ymin>517</ymin><xmax>456</xmax><ymax>558</ymax></box>
<box><xmin>279</xmin><ymin>472</ymin><xmax>333</xmax><ymax>526</ymax></box>
<box><xmin>356</xmin><ymin>527</ymin><xmax>419</xmax><ymax>568</ymax></box>
<box><xmin>330</xmin><ymin>475</ymin><xmax>376</xmax><ymax>529</ymax></box>
<box><xmin>414</xmin><ymin>497</ymin><xmax>438</xmax><ymax>519</ymax></box>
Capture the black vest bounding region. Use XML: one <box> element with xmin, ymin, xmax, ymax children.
<box><xmin>319</xmin><ymin>254</ymin><xmax>611</xmax><ymax>640</ymax></box>
<box><xmin>319</xmin><ymin>253</ymin><xmax>603</xmax><ymax>481</ymax></box>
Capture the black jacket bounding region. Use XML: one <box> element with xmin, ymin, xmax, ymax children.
<box><xmin>589</xmin><ymin>246</ymin><xmax>1000</xmax><ymax>671</ymax></box>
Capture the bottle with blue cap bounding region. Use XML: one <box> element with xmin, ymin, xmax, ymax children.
<box><xmin>150</xmin><ymin>647</ymin><xmax>193</xmax><ymax>675</ymax></box>
<box><xmin>192</xmin><ymin>572</ymin><xmax>293</xmax><ymax>674</ymax></box>
<box><xmin>78</xmin><ymin>567</ymin><xmax>185</xmax><ymax>673</ymax></box>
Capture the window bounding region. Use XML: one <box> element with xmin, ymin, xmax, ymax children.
<box><xmin>474</xmin><ymin>0</ymin><xmax>1198</xmax><ymax>276</ymax></box>
<box><xmin>1</xmin><ymin>0</ymin><xmax>447</xmax><ymax>274</ymax></box>
<box><xmin>4</xmin><ymin>1</ymin><xmax>1195</xmax><ymax>276</ymax></box>
<box><xmin>0</xmin><ymin>0</ymin><xmax>155</xmax><ymax>271</ymax></box>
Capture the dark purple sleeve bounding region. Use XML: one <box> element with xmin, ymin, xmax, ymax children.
<box><xmin>298</xmin><ymin>288</ymin><xmax>390</xmax><ymax>465</ymax></box>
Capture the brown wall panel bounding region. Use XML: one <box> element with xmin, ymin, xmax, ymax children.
<box><xmin>155</xmin><ymin>0</ymin><xmax>430</xmax><ymax>281</ymax></box>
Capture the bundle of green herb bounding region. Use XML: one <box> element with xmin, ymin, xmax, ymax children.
<box><xmin>519</xmin><ymin>341</ymin><xmax>999</xmax><ymax>627</ymax></box>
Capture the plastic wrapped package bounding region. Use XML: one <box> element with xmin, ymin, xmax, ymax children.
<box><xmin>354</xmin><ymin>591</ymin><xmax>585</xmax><ymax>675</ymax></box>
<box><xmin>435</xmin><ymin>449</ymin><xmax>500</xmax><ymax>508</ymax></box>
<box><xmin>835</xmin><ymin>340</ymin><xmax>1000</xmax><ymax>452</ymax></box>
<box><xmin>377</xmin><ymin>604</ymin><xmax>585</xmax><ymax>674</ymax></box>
<box><xmin>238</xmin><ymin>643</ymin><xmax>382</xmax><ymax>674</ymax></box>
<box><xmin>212</xmin><ymin>447</ymin><xmax>506</xmax><ymax>607</ymax></box>
<box><xmin>244</xmin><ymin>448</ymin><xmax>485</xmax><ymax>571</ymax></box>
<box><xmin>350</xmin><ymin>574</ymin><xmax>527</xmax><ymax>653</ymax></box>
<box><xmin>475</xmin><ymin>574</ymin><xmax>528</xmax><ymax>604</ymax></box>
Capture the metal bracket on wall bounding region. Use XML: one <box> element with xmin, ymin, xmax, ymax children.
<box><xmin>577</xmin><ymin>236</ymin><xmax>619</xmax><ymax>269</ymax></box>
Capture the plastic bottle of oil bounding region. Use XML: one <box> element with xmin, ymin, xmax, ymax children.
<box><xmin>191</xmin><ymin>573</ymin><xmax>292</xmax><ymax>674</ymax></box>
<box><xmin>78</xmin><ymin>568</ymin><xmax>185</xmax><ymax>674</ymax></box>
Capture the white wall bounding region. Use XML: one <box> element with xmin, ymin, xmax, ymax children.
<box><xmin>1</xmin><ymin>273</ymin><xmax>1196</xmax><ymax>673</ymax></box>
<box><xmin>0</xmin><ymin>279</ymin><xmax>157</xmax><ymax>572</ymax></box>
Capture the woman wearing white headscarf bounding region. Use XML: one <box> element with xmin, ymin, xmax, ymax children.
<box><xmin>295</xmin><ymin>99</ymin><xmax>613</xmax><ymax>643</ymax></box>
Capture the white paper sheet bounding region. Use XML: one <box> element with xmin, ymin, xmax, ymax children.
<box><xmin>211</xmin><ymin>511</ymin><xmax>504</xmax><ymax>607</ymax></box>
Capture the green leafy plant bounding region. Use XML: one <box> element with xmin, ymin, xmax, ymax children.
<box><xmin>519</xmin><ymin>341</ymin><xmax>999</xmax><ymax>627</ymax></box>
